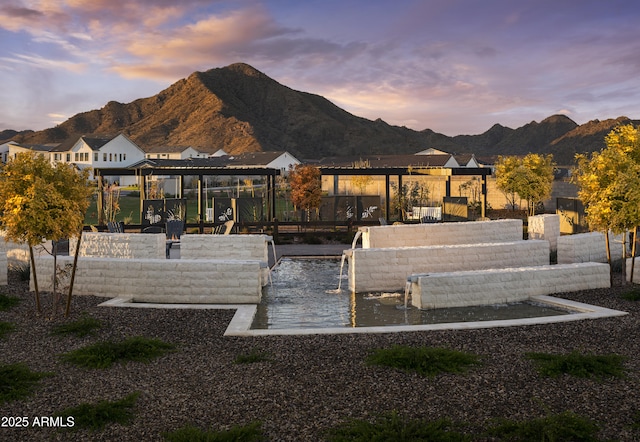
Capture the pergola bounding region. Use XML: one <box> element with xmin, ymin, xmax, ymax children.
<box><xmin>318</xmin><ymin>166</ymin><xmax>493</xmax><ymax>220</ymax></box>
<box><xmin>94</xmin><ymin>158</ymin><xmax>281</xmax><ymax>232</ymax></box>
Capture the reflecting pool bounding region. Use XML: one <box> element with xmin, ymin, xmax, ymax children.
<box><xmin>251</xmin><ymin>258</ymin><xmax>572</xmax><ymax>330</ymax></box>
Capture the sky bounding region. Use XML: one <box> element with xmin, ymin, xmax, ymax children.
<box><xmin>1</xmin><ymin>0</ymin><xmax>639</xmax><ymax>137</ymax></box>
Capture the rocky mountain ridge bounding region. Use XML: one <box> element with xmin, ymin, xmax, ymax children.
<box><xmin>4</xmin><ymin>63</ymin><xmax>638</xmax><ymax>164</ymax></box>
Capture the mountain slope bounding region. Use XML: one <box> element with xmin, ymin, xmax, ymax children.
<box><xmin>6</xmin><ymin>62</ymin><xmax>638</xmax><ymax>162</ymax></box>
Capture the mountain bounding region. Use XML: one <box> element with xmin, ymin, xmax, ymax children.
<box><xmin>4</xmin><ymin>63</ymin><xmax>638</xmax><ymax>163</ymax></box>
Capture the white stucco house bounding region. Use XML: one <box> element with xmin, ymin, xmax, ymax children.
<box><xmin>0</xmin><ymin>141</ymin><xmax>18</xmax><ymax>163</ymax></box>
<box><xmin>144</xmin><ymin>146</ymin><xmax>212</xmax><ymax>160</ymax></box>
<box><xmin>225</xmin><ymin>151</ymin><xmax>301</xmax><ymax>175</ymax></box>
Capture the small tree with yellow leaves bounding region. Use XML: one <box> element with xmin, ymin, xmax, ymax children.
<box><xmin>495</xmin><ymin>153</ymin><xmax>555</xmax><ymax>216</ymax></box>
<box><xmin>573</xmin><ymin>123</ymin><xmax>640</xmax><ymax>284</ymax></box>
<box><xmin>0</xmin><ymin>153</ymin><xmax>93</xmax><ymax>316</ymax></box>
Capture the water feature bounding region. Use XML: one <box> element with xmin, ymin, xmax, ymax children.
<box><xmin>326</xmin><ymin>230</ymin><xmax>361</xmax><ymax>294</ymax></box>
<box><xmin>251</xmin><ymin>257</ymin><xmax>576</xmax><ymax>330</ymax></box>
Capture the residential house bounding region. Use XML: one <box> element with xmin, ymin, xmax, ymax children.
<box><xmin>0</xmin><ymin>141</ymin><xmax>18</xmax><ymax>163</ymax></box>
<box><xmin>144</xmin><ymin>146</ymin><xmax>212</xmax><ymax>160</ymax></box>
<box><xmin>225</xmin><ymin>151</ymin><xmax>301</xmax><ymax>175</ymax></box>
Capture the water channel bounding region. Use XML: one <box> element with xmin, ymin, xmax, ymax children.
<box><xmin>251</xmin><ymin>258</ymin><xmax>573</xmax><ymax>330</ymax></box>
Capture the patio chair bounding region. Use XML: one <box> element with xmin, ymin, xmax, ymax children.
<box><xmin>213</xmin><ymin>220</ymin><xmax>234</xmax><ymax>235</ymax></box>
<box><xmin>165</xmin><ymin>220</ymin><xmax>184</xmax><ymax>258</ymax></box>
<box><xmin>142</xmin><ymin>225</ymin><xmax>164</xmax><ymax>233</ymax></box>
<box><xmin>107</xmin><ymin>221</ymin><xmax>125</xmax><ymax>233</ymax></box>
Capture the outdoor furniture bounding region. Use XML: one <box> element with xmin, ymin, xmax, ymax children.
<box><xmin>142</xmin><ymin>225</ymin><xmax>164</xmax><ymax>234</ymax></box>
<box><xmin>165</xmin><ymin>220</ymin><xmax>184</xmax><ymax>258</ymax></box>
<box><xmin>107</xmin><ymin>221</ymin><xmax>125</xmax><ymax>233</ymax></box>
<box><xmin>213</xmin><ymin>220</ymin><xmax>234</xmax><ymax>235</ymax></box>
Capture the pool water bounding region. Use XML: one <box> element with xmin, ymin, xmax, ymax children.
<box><xmin>251</xmin><ymin>258</ymin><xmax>572</xmax><ymax>330</ymax></box>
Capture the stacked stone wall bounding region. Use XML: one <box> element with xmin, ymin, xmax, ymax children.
<box><xmin>347</xmin><ymin>240</ymin><xmax>549</xmax><ymax>293</ymax></box>
<box><xmin>411</xmin><ymin>262</ymin><xmax>610</xmax><ymax>309</ymax></box>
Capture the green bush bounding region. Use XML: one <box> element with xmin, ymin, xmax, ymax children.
<box><xmin>0</xmin><ymin>363</ymin><xmax>53</xmax><ymax>403</ymax></box>
<box><xmin>55</xmin><ymin>392</ymin><xmax>140</xmax><ymax>431</ymax></box>
<box><xmin>234</xmin><ymin>349</ymin><xmax>271</xmax><ymax>364</ymax></box>
<box><xmin>326</xmin><ymin>412</ymin><xmax>471</xmax><ymax>442</ymax></box>
<box><xmin>61</xmin><ymin>336</ymin><xmax>175</xmax><ymax>369</ymax></box>
<box><xmin>621</xmin><ymin>285</ymin><xmax>640</xmax><ymax>301</ymax></box>
<box><xmin>0</xmin><ymin>293</ymin><xmax>20</xmax><ymax>311</ymax></box>
<box><xmin>366</xmin><ymin>345</ymin><xmax>481</xmax><ymax>377</ymax></box>
<box><xmin>52</xmin><ymin>315</ymin><xmax>102</xmax><ymax>337</ymax></box>
<box><xmin>163</xmin><ymin>421</ymin><xmax>263</xmax><ymax>442</ymax></box>
<box><xmin>488</xmin><ymin>411</ymin><xmax>600</xmax><ymax>441</ymax></box>
<box><xmin>0</xmin><ymin>321</ymin><xmax>15</xmax><ymax>339</ymax></box>
<box><xmin>525</xmin><ymin>350</ymin><xmax>627</xmax><ymax>379</ymax></box>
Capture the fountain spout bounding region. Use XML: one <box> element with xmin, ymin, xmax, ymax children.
<box><xmin>326</xmin><ymin>231</ymin><xmax>361</xmax><ymax>294</ymax></box>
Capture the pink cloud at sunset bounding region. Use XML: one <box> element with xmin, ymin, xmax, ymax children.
<box><xmin>1</xmin><ymin>0</ymin><xmax>639</xmax><ymax>136</ymax></box>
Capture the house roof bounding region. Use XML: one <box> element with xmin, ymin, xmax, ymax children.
<box><xmin>12</xmin><ymin>143</ymin><xmax>60</xmax><ymax>152</ymax></box>
<box><xmin>317</xmin><ymin>154</ymin><xmax>455</xmax><ymax>168</ymax></box>
<box><xmin>143</xmin><ymin>145</ymin><xmax>194</xmax><ymax>154</ymax></box>
<box><xmin>224</xmin><ymin>151</ymin><xmax>293</xmax><ymax>167</ymax></box>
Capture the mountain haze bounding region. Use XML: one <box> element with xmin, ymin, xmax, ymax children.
<box><xmin>6</xmin><ymin>63</ymin><xmax>638</xmax><ymax>163</ymax></box>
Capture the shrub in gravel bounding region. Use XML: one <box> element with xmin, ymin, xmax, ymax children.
<box><xmin>55</xmin><ymin>392</ymin><xmax>140</xmax><ymax>431</ymax></box>
<box><xmin>487</xmin><ymin>410</ymin><xmax>600</xmax><ymax>441</ymax></box>
<box><xmin>325</xmin><ymin>412</ymin><xmax>472</xmax><ymax>441</ymax></box>
<box><xmin>0</xmin><ymin>293</ymin><xmax>20</xmax><ymax>311</ymax></box>
<box><xmin>60</xmin><ymin>336</ymin><xmax>175</xmax><ymax>369</ymax></box>
<box><xmin>234</xmin><ymin>348</ymin><xmax>271</xmax><ymax>364</ymax></box>
<box><xmin>0</xmin><ymin>321</ymin><xmax>15</xmax><ymax>339</ymax></box>
<box><xmin>621</xmin><ymin>285</ymin><xmax>640</xmax><ymax>301</ymax></box>
<box><xmin>52</xmin><ymin>315</ymin><xmax>102</xmax><ymax>337</ymax></box>
<box><xmin>366</xmin><ymin>345</ymin><xmax>481</xmax><ymax>377</ymax></box>
<box><xmin>525</xmin><ymin>350</ymin><xmax>627</xmax><ymax>379</ymax></box>
<box><xmin>0</xmin><ymin>363</ymin><xmax>53</xmax><ymax>403</ymax></box>
<box><xmin>163</xmin><ymin>421</ymin><xmax>263</xmax><ymax>442</ymax></box>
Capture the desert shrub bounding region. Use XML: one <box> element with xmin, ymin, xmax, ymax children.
<box><xmin>52</xmin><ymin>315</ymin><xmax>102</xmax><ymax>337</ymax></box>
<box><xmin>61</xmin><ymin>336</ymin><xmax>175</xmax><ymax>369</ymax></box>
<box><xmin>55</xmin><ymin>392</ymin><xmax>140</xmax><ymax>431</ymax></box>
<box><xmin>488</xmin><ymin>410</ymin><xmax>599</xmax><ymax>441</ymax></box>
<box><xmin>366</xmin><ymin>345</ymin><xmax>481</xmax><ymax>377</ymax></box>
<box><xmin>525</xmin><ymin>350</ymin><xmax>627</xmax><ymax>379</ymax></box>
<box><xmin>163</xmin><ymin>421</ymin><xmax>263</xmax><ymax>442</ymax></box>
<box><xmin>0</xmin><ymin>363</ymin><xmax>53</xmax><ymax>403</ymax></box>
<box><xmin>326</xmin><ymin>412</ymin><xmax>471</xmax><ymax>441</ymax></box>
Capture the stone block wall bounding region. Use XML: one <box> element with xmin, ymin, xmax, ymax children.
<box><xmin>31</xmin><ymin>255</ymin><xmax>264</xmax><ymax>304</ymax></box>
<box><xmin>180</xmin><ymin>234</ymin><xmax>272</xmax><ymax>261</ymax></box>
<box><xmin>0</xmin><ymin>231</ymin><xmax>30</xmax><ymax>285</ymax></box>
<box><xmin>557</xmin><ymin>231</ymin><xmax>626</xmax><ymax>264</ymax></box>
<box><xmin>360</xmin><ymin>219</ymin><xmax>523</xmax><ymax>249</ymax></box>
<box><xmin>347</xmin><ymin>239</ymin><xmax>550</xmax><ymax>293</ymax></box>
<box><xmin>410</xmin><ymin>262</ymin><xmax>610</xmax><ymax>309</ymax></box>
<box><xmin>528</xmin><ymin>214</ymin><xmax>560</xmax><ymax>252</ymax></box>
<box><xmin>70</xmin><ymin>232</ymin><xmax>165</xmax><ymax>259</ymax></box>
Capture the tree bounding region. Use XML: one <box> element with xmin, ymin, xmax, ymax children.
<box><xmin>495</xmin><ymin>153</ymin><xmax>555</xmax><ymax>216</ymax></box>
<box><xmin>0</xmin><ymin>153</ymin><xmax>93</xmax><ymax>316</ymax></box>
<box><xmin>573</xmin><ymin>124</ymin><xmax>640</xmax><ymax>284</ymax></box>
<box><xmin>288</xmin><ymin>164</ymin><xmax>322</xmax><ymax>221</ymax></box>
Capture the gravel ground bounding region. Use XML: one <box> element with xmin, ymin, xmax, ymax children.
<box><xmin>1</xmin><ymin>271</ymin><xmax>640</xmax><ymax>441</ymax></box>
